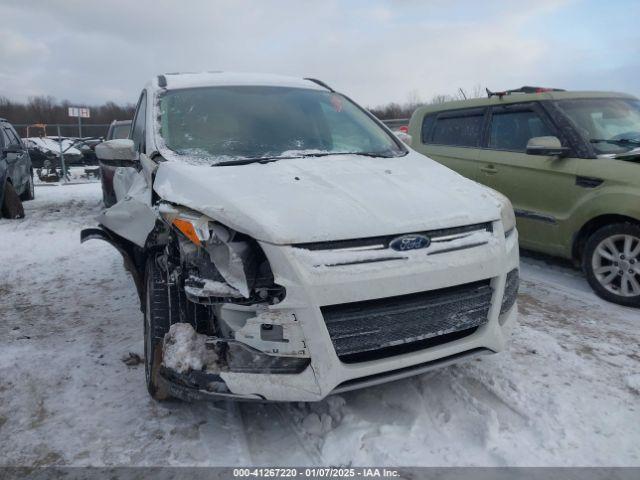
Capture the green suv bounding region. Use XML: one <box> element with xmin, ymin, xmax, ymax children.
<box><xmin>409</xmin><ymin>88</ymin><xmax>640</xmax><ymax>306</ymax></box>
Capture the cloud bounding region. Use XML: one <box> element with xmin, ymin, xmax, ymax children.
<box><xmin>0</xmin><ymin>30</ymin><xmax>49</xmax><ymax>61</ymax></box>
<box><xmin>0</xmin><ymin>0</ymin><xmax>637</xmax><ymax>107</ymax></box>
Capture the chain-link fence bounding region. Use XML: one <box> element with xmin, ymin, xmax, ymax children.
<box><xmin>13</xmin><ymin>123</ymin><xmax>111</xmax><ymax>139</ymax></box>
<box><xmin>381</xmin><ymin>118</ymin><xmax>410</xmax><ymax>130</ymax></box>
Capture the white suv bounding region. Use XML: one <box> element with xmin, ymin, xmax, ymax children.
<box><xmin>83</xmin><ymin>72</ymin><xmax>519</xmax><ymax>402</ymax></box>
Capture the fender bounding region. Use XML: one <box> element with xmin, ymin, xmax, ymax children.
<box><xmin>0</xmin><ymin>175</ymin><xmax>7</xmax><ymax>209</ymax></box>
<box><xmin>561</xmin><ymin>187</ymin><xmax>640</xmax><ymax>257</ymax></box>
<box><xmin>81</xmin><ymin>226</ymin><xmax>146</xmax><ymax>308</ymax></box>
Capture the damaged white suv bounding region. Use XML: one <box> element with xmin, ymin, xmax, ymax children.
<box><xmin>82</xmin><ymin>72</ymin><xmax>519</xmax><ymax>402</ymax></box>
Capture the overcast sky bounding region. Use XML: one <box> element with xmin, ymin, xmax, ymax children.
<box><xmin>1</xmin><ymin>0</ymin><xmax>638</xmax><ymax>108</ymax></box>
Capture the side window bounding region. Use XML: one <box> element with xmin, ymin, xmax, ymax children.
<box><xmin>131</xmin><ymin>91</ymin><xmax>147</xmax><ymax>152</ymax></box>
<box><xmin>2</xmin><ymin>128</ymin><xmax>15</xmax><ymax>147</ymax></box>
<box><xmin>5</xmin><ymin>127</ymin><xmax>21</xmax><ymax>146</ymax></box>
<box><xmin>420</xmin><ymin>114</ymin><xmax>436</xmax><ymax>144</ymax></box>
<box><xmin>428</xmin><ymin>109</ymin><xmax>485</xmax><ymax>147</ymax></box>
<box><xmin>489</xmin><ymin>107</ymin><xmax>554</xmax><ymax>152</ymax></box>
<box><xmin>0</xmin><ymin>126</ymin><xmax>8</xmax><ymax>147</ymax></box>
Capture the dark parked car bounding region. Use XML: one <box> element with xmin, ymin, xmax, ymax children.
<box><xmin>1</xmin><ymin>118</ymin><xmax>34</xmax><ymax>218</ymax></box>
<box><xmin>100</xmin><ymin>120</ymin><xmax>132</xmax><ymax>206</ymax></box>
<box><xmin>106</xmin><ymin>120</ymin><xmax>132</xmax><ymax>141</ymax></box>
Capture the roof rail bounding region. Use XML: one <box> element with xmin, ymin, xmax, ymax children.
<box><xmin>304</xmin><ymin>78</ymin><xmax>334</xmax><ymax>92</ymax></box>
<box><xmin>486</xmin><ymin>86</ymin><xmax>565</xmax><ymax>98</ymax></box>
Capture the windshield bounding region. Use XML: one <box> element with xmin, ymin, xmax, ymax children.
<box><xmin>556</xmin><ymin>98</ymin><xmax>640</xmax><ymax>155</ymax></box>
<box><xmin>158</xmin><ymin>86</ymin><xmax>404</xmax><ymax>164</ymax></box>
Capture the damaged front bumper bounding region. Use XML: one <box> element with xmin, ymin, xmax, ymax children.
<box><xmin>158</xmin><ymin>347</ymin><xmax>495</xmax><ymax>402</ymax></box>
<box><xmin>158</xmin><ymin>367</ymin><xmax>265</xmax><ymax>402</ymax></box>
<box><xmin>159</xmin><ymin>222</ymin><xmax>520</xmax><ymax>402</ymax></box>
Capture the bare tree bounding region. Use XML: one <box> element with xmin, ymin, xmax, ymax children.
<box><xmin>0</xmin><ymin>96</ymin><xmax>136</xmax><ymax>137</ymax></box>
<box><xmin>369</xmin><ymin>85</ymin><xmax>486</xmax><ymax>120</ymax></box>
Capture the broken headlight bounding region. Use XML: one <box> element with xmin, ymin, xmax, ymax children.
<box><xmin>159</xmin><ymin>204</ymin><xmax>212</xmax><ymax>246</ymax></box>
<box><xmin>160</xmin><ymin>204</ymin><xmax>286</xmax><ymax>304</ymax></box>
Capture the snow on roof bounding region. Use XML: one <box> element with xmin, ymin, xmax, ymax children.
<box><xmin>155</xmin><ymin>71</ymin><xmax>328</xmax><ymax>92</ymax></box>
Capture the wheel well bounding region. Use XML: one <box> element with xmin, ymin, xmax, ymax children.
<box><xmin>573</xmin><ymin>214</ymin><xmax>640</xmax><ymax>261</ymax></box>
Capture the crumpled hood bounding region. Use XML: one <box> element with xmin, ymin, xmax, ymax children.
<box><xmin>153</xmin><ymin>151</ymin><xmax>501</xmax><ymax>244</ymax></box>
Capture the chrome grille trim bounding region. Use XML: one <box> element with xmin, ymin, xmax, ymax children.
<box><xmin>294</xmin><ymin>222</ymin><xmax>493</xmax><ymax>252</ymax></box>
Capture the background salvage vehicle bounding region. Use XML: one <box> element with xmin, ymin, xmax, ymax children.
<box><xmin>82</xmin><ymin>72</ymin><xmax>519</xmax><ymax>402</ymax></box>
<box><xmin>100</xmin><ymin>120</ymin><xmax>132</xmax><ymax>207</ymax></box>
<box><xmin>0</xmin><ymin>118</ymin><xmax>34</xmax><ymax>219</ymax></box>
<box><xmin>410</xmin><ymin>88</ymin><xmax>640</xmax><ymax>306</ymax></box>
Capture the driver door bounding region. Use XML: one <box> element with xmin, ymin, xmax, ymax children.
<box><xmin>3</xmin><ymin>126</ymin><xmax>29</xmax><ymax>192</ymax></box>
<box><xmin>1</xmin><ymin>127</ymin><xmax>23</xmax><ymax>191</ymax></box>
<box><xmin>477</xmin><ymin>102</ymin><xmax>582</xmax><ymax>256</ymax></box>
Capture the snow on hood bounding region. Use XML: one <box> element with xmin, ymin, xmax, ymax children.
<box><xmin>25</xmin><ymin>137</ymin><xmax>82</xmax><ymax>156</ymax></box>
<box><xmin>153</xmin><ymin>150</ymin><xmax>501</xmax><ymax>245</ymax></box>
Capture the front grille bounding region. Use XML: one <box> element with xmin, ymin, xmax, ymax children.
<box><xmin>321</xmin><ymin>280</ymin><xmax>493</xmax><ymax>363</ymax></box>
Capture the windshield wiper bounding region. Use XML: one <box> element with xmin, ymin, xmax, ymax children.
<box><xmin>214</xmin><ymin>156</ymin><xmax>302</xmax><ymax>166</ymax></box>
<box><xmin>214</xmin><ymin>151</ymin><xmax>405</xmax><ymax>166</ymax></box>
<box><xmin>299</xmin><ymin>151</ymin><xmax>405</xmax><ymax>159</ymax></box>
<box><xmin>590</xmin><ymin>138</ymin><xmax>640</xmax><ymax>146</ymax></box>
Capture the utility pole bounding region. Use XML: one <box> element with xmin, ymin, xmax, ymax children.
<box><xmin>57</xmin><ymin>124</ymin><xmax>67</xmax><ymax>179</ymax></box>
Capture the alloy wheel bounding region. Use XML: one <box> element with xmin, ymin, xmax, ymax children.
<box><xmin>592</xmin><ymin>234</ymin><xmax>640</xmax><ymax>297</ymax></box>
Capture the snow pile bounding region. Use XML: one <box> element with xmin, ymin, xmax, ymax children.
<box><xmin>300</xmin><ymin>396</ymin><xmax>347</xmax><ymax>437</ymax></box>
<box><xmin>162</xmin><ymin>323</ymin><xmax>219</xmax><ymax>373</ymax></box>
<box><xmin>626</xmin><ymin>374</ymin><xmax>640</xmax><ymax>394</ymax></box>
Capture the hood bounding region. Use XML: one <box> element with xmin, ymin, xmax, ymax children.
<box><xmin>153</xmin><ymin>150</ymin><xmax>501</xmax><ymax>244</ymax></box>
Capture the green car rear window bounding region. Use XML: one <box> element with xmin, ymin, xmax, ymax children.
<box><xmin>422</xmin><ymin>108</ymin><xmax>485</xmax><ymax>147</ymax></box>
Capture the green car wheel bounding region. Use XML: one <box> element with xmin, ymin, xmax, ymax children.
<box><xmin>584</xmin><ymin>223</ymin><xmax>640</xmax><ymax>307</ymax></box>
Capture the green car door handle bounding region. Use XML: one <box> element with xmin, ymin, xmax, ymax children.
<box><xmin>480</xmin><ymin>165</ymin><xmax>498</xmax><ymax>174</ymax></box>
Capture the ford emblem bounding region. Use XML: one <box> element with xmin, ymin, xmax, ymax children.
<box><xmin>389</xmin><ymin>234</ymin><xmax>431</xmax><ymax>252</ymax></box>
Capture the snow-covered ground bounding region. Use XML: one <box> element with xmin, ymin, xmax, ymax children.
<box><xmin>0</xmin><ymin>182</ymin><xmax>638</xmax><ymax>467</ymax></box>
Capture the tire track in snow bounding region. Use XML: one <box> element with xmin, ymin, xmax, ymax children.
<box><xmin>237</xmin><ymin>403</ymin><xmax>326</xmax><ymax>465</ymax></box>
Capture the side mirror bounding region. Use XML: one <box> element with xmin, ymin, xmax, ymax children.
<box><xmin>96</xmin><ymin>139</ymin><xmax>137</xmax><ymax>162</ymax></box>
<box><xmin>526</xmin><ymin>136</ymin><xmax>570</xmax><ymax>157</ymax></box>
<box><xmin>396</xmin><ymin>132</ymin><xmax>412</xmax><ymax>146</ymax></box>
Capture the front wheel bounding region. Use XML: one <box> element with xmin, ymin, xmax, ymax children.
<box><xmin>1</xmin><ymin>182</ymin><xmax>25</xmax><ymax>219</ymax></box>
<box><xmin>584</xmin><ymin>223</ymin><xmax>640</xmax><ymax>307</ymax></box>
<box><xmin>144</xmin><ymin>255</ymin><xmax>177</xmax><ymax>400</ymax></box>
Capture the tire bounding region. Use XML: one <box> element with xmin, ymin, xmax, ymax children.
<box><xmin>20</xmin><ymin>173</ymin><xmax>35</xmax><ymax>201</ymax></box>
<box><xmin>1</xmin><ymin>182</ymin><xmax>25</xmax><ymax>219</ymax></box>
<box><xmin>583</xmin><ymin>223</ymin><xmax>640</xmax><ymax>307</ymax></box>
<box><xmin>144</xmin><ymin>254</ymin><xmax>179</xmax><ymax>400</ymax></box>
<box><xmin>103</xmin><ymin>191</ymin><xmax>116</xmax><ymax>208</ymax></box>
